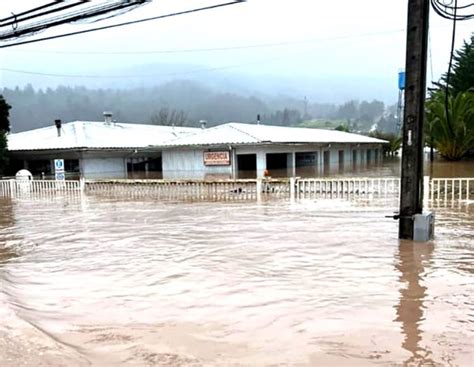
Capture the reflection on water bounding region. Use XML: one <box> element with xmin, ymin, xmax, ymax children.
<box><xmin>395</xmin><ymin>241</ymin><xmax>438</xmax><ymax>366</ymax></box>
<box><xmin>0</xmin><ymin>195</ymin><xmax>473</xmax><ymax>366</ymax></box>
<box><xmin>271</xmin><ymin>157</ymin><xmax>474</xmax><ymax>179</ymax></box>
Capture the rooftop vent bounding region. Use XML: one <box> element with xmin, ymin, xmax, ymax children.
<box><xmin>54</xmin><ymin>119</ymin><xmax>61</xmax><ymax>137</ymax></box>
<box><xmin>103</xmin><ymin>111</ymin><xmax>113</xmax><ymax>125</ymax></box>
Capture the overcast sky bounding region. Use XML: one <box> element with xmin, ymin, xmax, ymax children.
<box><xmin>0</xmin><ymin>0</ymin><xmax>473</xmax><ymax>102</ymax></box>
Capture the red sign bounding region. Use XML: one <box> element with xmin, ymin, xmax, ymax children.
<box><xmin>203</xmin><ymin>151</ymin><xmax>230</xmax><ymax>166</ymax></box>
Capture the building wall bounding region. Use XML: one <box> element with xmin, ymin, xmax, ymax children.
<box><xmin>162</xmin><ymin>149</ymin><xmax>232</xmax><ymax>180</ymax></box>
<box><xmin>81</xmin><ymin>157</ymin><xmax>126</xmax><ymax>179</ymax></box>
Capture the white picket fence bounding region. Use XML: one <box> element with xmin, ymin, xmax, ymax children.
<box><xmin>0</xmin><ymin>177</ymin><xmax>473</xmax><ymax>202</ymax></box>
<box><xmin>0</xmin><ymin>179</ymin><xmax>82</xmax><ymax>196</ymax></box>
<box><xmin>295</xmin><ymin>177</ymin><xmax>401</xmax><ymax>198</ymax></box>
<box><xmin>429</xmin><ymin>177</ymin><xmax>472</xmax><ymax>202</ymax></box>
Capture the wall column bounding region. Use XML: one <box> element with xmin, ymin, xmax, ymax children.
<box><xmin>256</xmin><ymin>151</ymin><xmax>266</xmax><ymax>178</ymax></box>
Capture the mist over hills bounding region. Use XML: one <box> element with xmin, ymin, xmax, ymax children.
<box><xmin>1</xmin><ymin>63</ymin><xmax>398</xmax><ymax>133</ymax></box>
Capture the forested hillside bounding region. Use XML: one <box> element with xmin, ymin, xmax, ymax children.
<box><xmin>1</xmin><ymin>80</ymin><xmax>396</xmax><ymax>133</ymax></box>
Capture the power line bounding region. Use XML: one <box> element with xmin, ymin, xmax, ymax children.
<box><xmin>0</xmin><ymin>1</ymin><xmax>72</xmax><ymax>23</ymax></box>
<box><xmin>430</xmin><ymin>0</ymin><xmax>474</xmax><ymax>20</ymax></box>
<box><xmin>444</xmin><ymin>0</ymin><xmax>458</xmax><ymax>135</ymax></box>
<box><xmin>0</xmin><ymin>28</ymin><xmax>410</xmax><ymax>80</ymax></box>
<box><xmin>4</xmin><ymin>28</ymin><xmax>406</xmax><ymax>55</ymax></box>
<box><xmin>0</xmin><ymin>1</ymin><xmax>246</xmax><ymax>49</ymax></box>
<box><xmin>0</xmin><ymin>1</ymin><xmax>87</xmax><ymax>28</ymax></box>
<box><xmin>0</xmin><ymin>1</ymin><xmax>150</xmax><ymax>41</ymax></box>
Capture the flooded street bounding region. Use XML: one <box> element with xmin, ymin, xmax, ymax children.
<box><xmin>0</xmin><ymin>193</ymin><xmax>473</xmax><ymax>366</ymax></box>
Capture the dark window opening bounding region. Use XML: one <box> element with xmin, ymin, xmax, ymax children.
<box><xmin>323</xmin><ymin>151</ymin><xmax>330</xmax><ymax>175</ymax></box>
<box><xmin>266</xmin><ymin>153</ymin><xmax>288</xmax><ymax>177</ymax></box>
<box><xmin>27</xmin><ymin>160</ymin><xmax>52</xmax><ymax>177</ymax></box>
<box><xmin>366</xmin><ymin>149</ymin><xmax>372</xmax><ymax>165</ymax></box>
<box><xmin>352</xmin><ymin>150</ymin><xmax>358</xmax><ymax>170</ymax></box>
<box><xmin>296</xmin><ymin>152</ymin><xmax>317</xmax><ymax>177</ymax></box>
<box><xmin>338</xmin><ymin>150</ymin><xmax>344</xmax><ymax>173</ymax></box>
<box><xmin>237</xmin><ymin>154</ymin><xmax>257</xmax><ymax>178</ymax></box>
<box><xmin>127</xmin><ymin>156</ymin><xmax>162</xmax><ymax>179</ymax></box>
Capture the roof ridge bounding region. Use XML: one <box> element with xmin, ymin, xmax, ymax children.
<box><xmin>227</xmin><ymin>123</ymin><xmax>262</xmax><ymax>142</ymax></box>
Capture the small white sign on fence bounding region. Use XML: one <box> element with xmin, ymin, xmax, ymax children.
<box><xmin>54</xmin><ymin>159</ymin><xmax>65</xmax><ymax>181</ymax></box>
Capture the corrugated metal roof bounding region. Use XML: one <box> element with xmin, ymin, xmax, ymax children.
<box><xmin>7</xmin><ymin>121</ymin><xmax>387</xmax><ymax>152</ymax></box>
<box><xmin>7</xmin><ymin>121</ymin><xmax>198</xmax><ymax>151</ymax></box>
<box><xmin>162</xmin><ymin>122</ymin><xmax>388</xmax><ymax>146</ymax></box>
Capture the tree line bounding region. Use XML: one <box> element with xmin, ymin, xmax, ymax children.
<box><xmin>0</xmin><ymin>81</ymin><xmax>392</xmax><ymax>134</ymax></box>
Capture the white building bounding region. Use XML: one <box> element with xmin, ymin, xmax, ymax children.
<box><xmin>7</xmin><ymin>119</ymin><xmax>197</xmax><ymax>179</ymax></box>
<box><xmin>7</xmin><ymin>118</ymin><xmax>386</xmax><ymax>180</ymax></box>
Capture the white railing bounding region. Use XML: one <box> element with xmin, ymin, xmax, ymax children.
<box><xmin>85</xmin><ymin>179</ymin><xmax>259</xmax><ymax>201</ymax></box>
<box><xmin>296</xmin><ymin>177</ymin><xmax>401</xmax><ymax>199</ymax></box>
<box><xmin>0</xmin><ymin>179</ymin><xmax>82</xmax><ymax>196</ymax></box>
<box><xmin>428</xmin><ymin>177</ymin><xmax>473</xmax><ymax>202</ymax></box>
<box><xmin>1</xmin><ymin>177</ymin><xmax>472</xmax><ymax>202</ymax></box>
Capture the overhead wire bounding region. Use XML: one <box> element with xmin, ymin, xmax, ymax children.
<box><xmin>0</xmin><ymin>28</ymin><xmax>408</xmax><ymax>79</ymax></box>
<box><xmin>0</xmin><ymin>1</ymin><xmax>71</xmax><ymax>23</ymax></box>
<box><xmin>3</xmin><ymin>28</ymin><xmax>406</xmax><ymax>55</ymax></box>
<box><xmin>444</xmin><ymin>0</ymin><xmax>458</xmax><ymax>134</ymax></box>
<box><xmin>0</xmin><ymin>1</ymin><xmax>150</xmax><ymax>41</ymax></box>
<box><xmin>0</xmin><ymin>1</ymin><xmax>245</xmax><ymax>48</ymax></box>
<box><xmin>0</xmin><ymin>1</ymin><xmax>87</xmax><ymax>28</ymax></box>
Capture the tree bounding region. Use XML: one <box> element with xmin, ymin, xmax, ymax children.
<box><xmin>370</xmin><ymin>131</ymin><xmax>402</xmax><ymax>156</ymax></box>
<box><xmin>0</xmin><ymin>95</ymin><xmax>11</xmax><ymax>175</ymax></box>
<box><xmin>150</xmin><ymin>107</ymin><xmax>188</xmax><ymax>126</ymax></box>
<box><xmin>426</xmin><ymin>91</ymin><xmax>474</xmax><ymax>160</ymax></box>
<box><xmin>334</xmin><ymin>123</ymin><xmax>350</xmax><ymax>132</ymax></box>
<box><xmin>441</xmin><ymin>33</ymin><xmax>474</xmax><ymax>95</ymax></box>
<box><xmin>0</xmin><ymin>95</ymin><xmax>11</xmax><ymax>132</ymax></box>
<box><xmin>337</xmin><ymin>100</ymin><xmax>358</xmax><ymax>120</ymax></box>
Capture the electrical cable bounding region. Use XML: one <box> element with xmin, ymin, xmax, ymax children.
<box><xmin>0</xmin><ymin>1</ymin><xmax>149</xmax><ymax>41</ymax></box>
<box><xmin>430</xmin><ymin>0</ymin><xmax>474</xmax><ymax>20</ymax></box>
<box><xmin>4</xmin><ymin>28</ymin><xmax>405</xmax><ymax>55</ymax></box>
<box><xmin>0</xmin><ymin>1</ymin><xmax>245</xmax><ymax>48</ymax></box>
<box><xmin>444</xmin><ymin>0</ymin><xmax>458</xmax><ymax>135</ymax></box>
<box><xmin>0</xmin><ymin>2</ymin><xmax>87</xmax><ymax>28</ymax></box>
<box><xmin>0</xmin><ymin>1</ymin><xmax>68</xmax><ymax>23</ymax></box>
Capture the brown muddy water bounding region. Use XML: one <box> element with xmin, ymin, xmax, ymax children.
<box><xmin>0</xmin><ymin>194</ymin><xmax>473</xmax><ymax>367</ymax></box>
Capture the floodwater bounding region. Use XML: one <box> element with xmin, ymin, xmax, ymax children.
<box><xmin>0</xmin><ymin>193</ymin><xmax>473</xmax><ymax>366</ymax></box>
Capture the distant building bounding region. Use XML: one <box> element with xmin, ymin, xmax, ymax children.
<box><xmin>7</xmin><ymin>117</ymin><xmax>386</xmax><ymax>180</ymax></box>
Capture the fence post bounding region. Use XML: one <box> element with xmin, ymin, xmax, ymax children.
<box><xmin>79</xmin><ymin>178</ymin><xmax>85</xmax><ymax>193</ymax></box>
<box><xmin>9</xmin><ymin>179</ymin><xmax>14</xmax><ymax>196</ymax></box>
<box><xmin>423</xmin><ymin>176</ymin><xmax>430</xmax><ymax>204</ymax></box>
<box><xmin>256</xmin><ymin>178</ymin><xmax>262</xmax><ymax>201</ymax></box>
<box><xmin>290</xmin><ymin>177</ymin><xmax>296</xmax><ymax>199</ymax></box>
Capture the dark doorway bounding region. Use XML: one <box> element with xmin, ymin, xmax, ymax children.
<box><xmin>237</xmin><ymin>154</ymin><xmax>257</xmax><ymax>178</ymax></box>
<box><xmin>296</xmin><ymin>152</ymin><xmax>317</xmax><ymax>177</ymax></box>
<box><xmin>266</xmin><ymin>153</ymin><xmax>288</xmax><ymax>177</ymax></box>
<box><xmin>323</xmin><ymin>151</ymin><xmax>330</xmax><ymax>175</ymax></box>
<box><xmin>127</xmin><ymin>156</ymin><xmax>162</xmax><ymax>179</ymax></box>
<box><xmin>338</xmin><ymin>150</ymin><xmax>344</xmax><ymax>173</ymax></box>
<box><xmin>352</xmin><ymin>150</ymin><xmax>358</xmax><ymax>170</ymax></box>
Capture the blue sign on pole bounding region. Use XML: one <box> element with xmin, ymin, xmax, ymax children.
<box><xmin>398</xmin><ymin>71</ymin><xmax>406</xmax><ymax>90</ymax></box>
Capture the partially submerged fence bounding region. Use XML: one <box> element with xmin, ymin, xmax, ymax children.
<box><xmin>296</xmin><ymin>177</ymin><xmax>401</xmax><ymax>199</ymax></box>
<box><xmin>0</xmin><ymin>177</ymin><xmax>473</xmax><ymax>202</ymax></box>
<box><xmin>428</xmin><ymin>177</ymin><xmax>472</xmax><ymax>202</ymax></box>
<box><xmin>0</xmin><ymin>179</ymin><xmax>81</xmax><ymax>197</ymax></box>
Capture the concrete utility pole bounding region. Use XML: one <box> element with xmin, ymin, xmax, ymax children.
<box><xmin>398</xmin><ymin>0</ymin><xmax>430</xmax><ymax>239</ymax></box>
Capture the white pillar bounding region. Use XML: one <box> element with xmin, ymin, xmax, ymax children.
<box><xmin>256</xmin><ymin>178</ymin><xmax>262</xmax><ymax>201</ymax></box>
<box><xmin>423</xmin><ymin>175</ymin><xmax>430</xmax><ymax>204</ymax></box>
<box><xmin>290</xmin><ymin>177</ymin><xmax>296</xmax><ymax>198</ymax></box>
<box><xmin>256</xmin><ymin>151</ymin><xmax>266</xmax><ymax>178</ymax></box>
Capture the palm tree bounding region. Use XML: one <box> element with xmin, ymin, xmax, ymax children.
<box><xmin>425</xmin><ymin>91</ymin><xmax>474</xmax><ymax>160</ymax></box>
